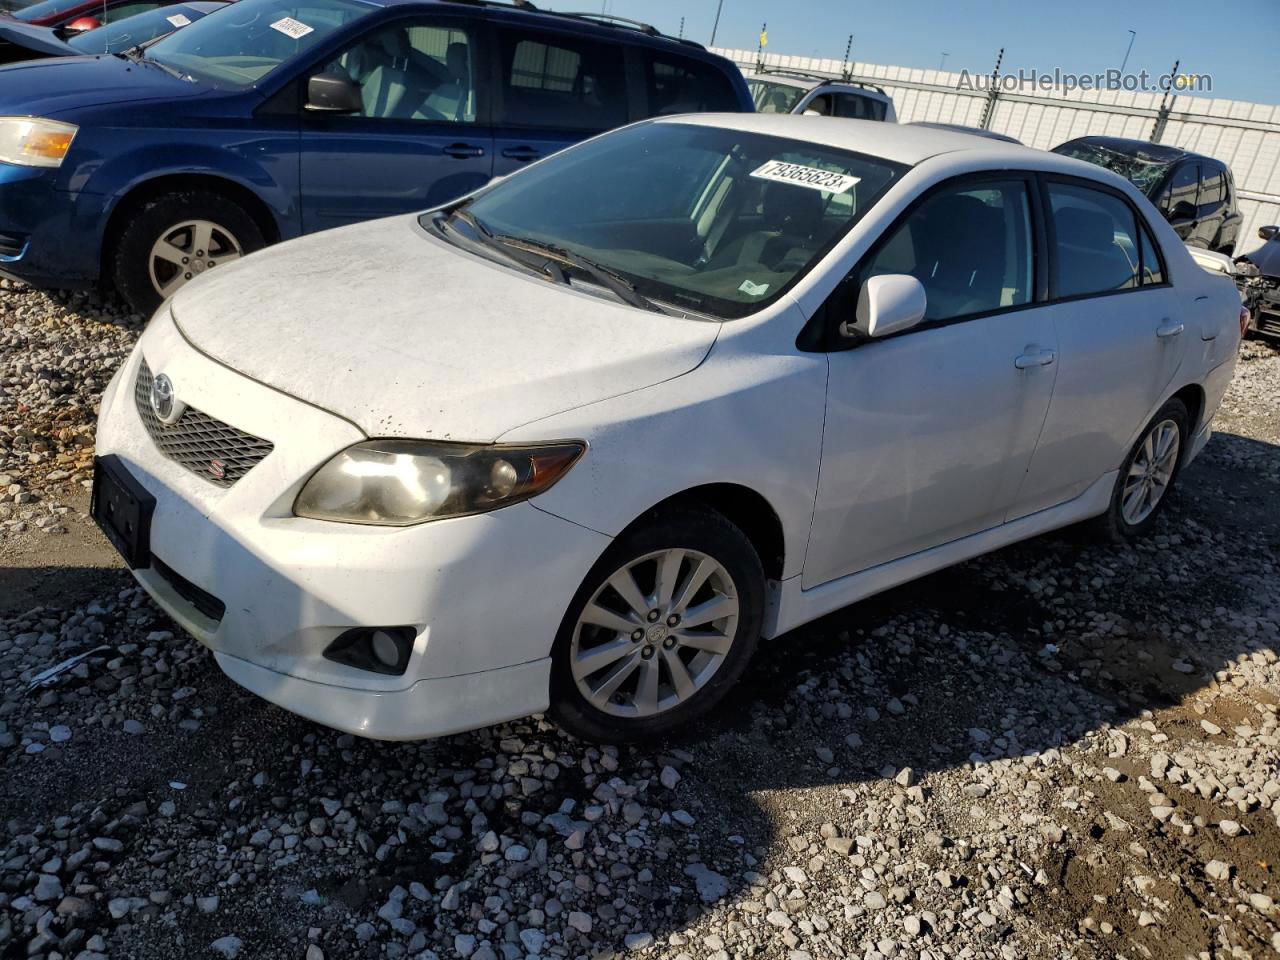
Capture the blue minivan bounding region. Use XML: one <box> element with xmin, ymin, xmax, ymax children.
<box><xmin>0</xmin><ymin>0</ymin><xmax>751</xmax><ymax>310</ymax></box>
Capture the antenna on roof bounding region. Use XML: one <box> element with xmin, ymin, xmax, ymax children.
<box><xmin>840</xmin><ymin>34</ymin><xmax>852</xmax><ymax>82</ymax></box>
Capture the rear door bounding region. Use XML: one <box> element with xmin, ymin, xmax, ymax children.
<box><xmin>1010</xmin><ymin>177</ymin><xmax>1187</xmax><ymax>518</ymax></box>
<box><xmin>1157</xmin><ymin>161</ymin><xmax>1200</xmax><ymax>243</ymax></box>
<box><xmin>489</xmin><ymin>22</ymin><xmax>628</xmax><ymax>177</ymax></box>
<box><xmin>298</xmin><ymin>11</ymin><xmax>493</xmax><ymax>232</ymax></box>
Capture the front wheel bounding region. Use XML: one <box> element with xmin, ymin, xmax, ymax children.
<box><xmin>111</xmin><ymin>190</ymin><xmax>265</xmax><ymax>315</ymax></box>
<box><xmin>1090</xmin><ymin>398</ymin><xmax>1189</xmax><ymax>541</ymax></box>
<box><xmin>548</xmin><ymin>508</ymin><xmax>764</xmax><ymax>742</ymax></box>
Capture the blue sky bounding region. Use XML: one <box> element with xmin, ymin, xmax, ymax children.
<box><xmin>537</xmin><ymin>0</ymin><xmax>1279</xmax><ymax>104</ymax></box>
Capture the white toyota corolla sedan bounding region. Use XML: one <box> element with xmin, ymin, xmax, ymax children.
<box><xmin>93</xmin><ymin>115</ymin><xmax>1243</xmax><ymax>742</ymax></box>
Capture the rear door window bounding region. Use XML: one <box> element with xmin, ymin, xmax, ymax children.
<box><xmin>1160</xmin><ymin>162</ymin><xmax>1199</xmax><ymax>213</ymax></box>
<box><xmin>643</xmin><ymin>55</ymin><xmax>738</xmax><ymax>115</ymax></box>
<box><xmin>1198</xmin><ymin>162</ymin><xmax>1224</xmax><ymax>205</ymax></box>
<box><xmin>832</xmin><ymin>93</ymin><xmax>885</xmax><ymax>120</ymax></box>
<box><xmin>497</xmin><ymin>28</ymin><xmax>627</xmax><ymax>130</ymax></box>
<box><xmin>1048</xmin><ymin>182</ymin><xmax>1142</xmax><ymax>297</ymax></box>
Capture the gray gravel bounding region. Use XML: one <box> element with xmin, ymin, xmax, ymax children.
<box><xmin>2</xmin><ymin>283</ymin><xmax>1278</xmax><ymax>960</ymax></box>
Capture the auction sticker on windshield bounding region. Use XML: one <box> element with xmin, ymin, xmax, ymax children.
<box><xmin>750</xmin><ymin>160</ymin><xmax>860</xmax><ymax>194</ymax></box>
<box><xmin>166</xmin><ymin>12</ymin><xmax>190</xmax><ymax>25</ymax></box>
<box><xmin>270</xmin><ymin>16</ymin><xmax>314</xmax><ymax>39</ymax></box>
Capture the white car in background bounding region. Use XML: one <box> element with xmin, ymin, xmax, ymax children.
<box><xmin>746</xmin><ymin>68</ymin><xmax>897</xmax><ymax>121</ymax></box>
<box><xmin>94</xmin><ymin>116</ymin><xmax>1242</xmax><ymax>743</ymax></box>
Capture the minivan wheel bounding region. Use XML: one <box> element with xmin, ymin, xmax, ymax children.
<box><xmin>1090</xmin><ymin>398</ymin><xmax>1189</xmax><ymax>541</ymax></box>
<box><xmin>112</xmin><ymin>190</ymin><xmax>265</xmax><ymax>315</ymax></box>
<box><xmin>549</xmin><ymin>508</ymin><xmax>764</xmax><ymax>742</ymax></box>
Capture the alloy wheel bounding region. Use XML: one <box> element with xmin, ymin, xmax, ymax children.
<box><xmin>148</xmin><ymin>220</ymin><xmax>243</xmax><ymax>299</ymax></box>
<box><xmin>569</xmin><ymin>548</ymin><xmax>740</xmax><ymax>718</ymax></box>
<box><xmin>1121</xmin><ymin>418</ymin><xmax>1181</xmax><ymax>526</ymax></box>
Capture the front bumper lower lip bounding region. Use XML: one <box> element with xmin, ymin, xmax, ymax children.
<box><xmin>213</xmin><ymin>650</ymin><xmax>553</xmax><ymax>741</ymax></box>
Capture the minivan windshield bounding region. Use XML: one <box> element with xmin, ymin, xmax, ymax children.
<box><xmin>434</xmin><ymin>122</ymin><xmax>905</xmax><ymax>319</ymax></box>
<box><xmin>1052</xmin><ymin>141</ymin><xmax>1174</xmax><ymax>196</ymax></box>
<box><xmin>145</xmin><ymin>0</ymin><xmax>368</xmax><ymax>88</ymax></box>
<box><xmin>748</xmin><ymin>78</ymin><xmax>808</xmax><ymax>114</ymax></box>
<box><xmin>67</xmin><ymin>5</ymin><xmax>215</xmax><ymax>54</ymax></box>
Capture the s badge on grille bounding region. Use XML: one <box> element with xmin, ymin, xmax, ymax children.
<box><xmin>149</xmin><ymin>373</ymin><xmax>186</xmax><ymax>425</ymax></box>
<box><xmin>208</xmin><ymin>459</ymin><xmax>227</xmax><ymax>480</ymax></box>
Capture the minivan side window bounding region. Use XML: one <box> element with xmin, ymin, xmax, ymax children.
<box><xmin>1048</xmin><ymin>182</ymin><xmax>1144</xmax><ymax>297</ymax></box>
<box><xmin>497</xmin><ymin>29</ymin><xmax>627</xmax><ymax>130</ymax></box>
<box><xmin>318</xmin><ymin>21</ymin><xmax>479</xmax><ymax>122</ymax></box>
<box><xmin>855</xmin><ymin>180</ymin><xmax>1033</xmax><ymax>323</ymax></box>
<box><xmin>643</xmin><ymin>55</ymin><xmax>738</xmax><ymax>115</ymax></box>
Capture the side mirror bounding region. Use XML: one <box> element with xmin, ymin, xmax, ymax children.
<box><xmin>841</xmin><ymin>274</ymin><xmax>927</xmax><ymax>339</ymax></box>
<box><xmin>306</xmin><ymin>72</ymin><xmax>363</xmax><ymax>114</ymax></box>
<box><xmin>1260</xmin><ymin>225</ymin><xmax>1279</xmax><ymax>241</ymax></box>
<box><xmin>1165</xmin><ymin>199</ymin><xmax>1196</xmax><ymax>223</ymax></box>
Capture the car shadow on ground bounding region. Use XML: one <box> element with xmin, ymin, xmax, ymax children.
<box><xmin>2</xmin><ymin>431</ymin><xmax>1277</xmax><ymax>958</ymax></box>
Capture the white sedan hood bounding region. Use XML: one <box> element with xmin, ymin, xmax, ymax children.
<box><xmin>170</xmin><ymin>215</ymin><xmax>719</xmax><ymax>441</ymax></box>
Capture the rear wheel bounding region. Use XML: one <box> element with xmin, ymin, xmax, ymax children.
<box><xmin>1089</xmin><ymin>398</ymin><xmax>1189</xmax><ymax>541</ymax></box>
<box><xmin>112</xmin><ymin>190</ymin><xmax>265</xmax><ymax>315</ymax></box>
<box><xmin>549</xmin><ymin>508</ymin><xmax>764</xmax><ymax>742</ymax></box>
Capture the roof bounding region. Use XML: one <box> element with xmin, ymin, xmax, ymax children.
<box><xmin>908</xmin><ymin>122</ymin><xmax>1021</xmax><ymax>144</ymax></box>
<box><xmin>1055</xmin><ymin>135</ymin><xmax>1193</xmax><ymax>164</ymax></box>
<box><xmin>657</xmin><ymin>113</ymin><xmax>1050</xmax><ymax>166</ymax></box>
<box><xmin>745</xmin><ymin>70</ymin><xmax>890</xmax><ymax>100</ymax></box>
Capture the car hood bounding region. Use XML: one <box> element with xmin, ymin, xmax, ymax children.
<box><xmin>1240</xmin><ymin>238</ymin><xmax>1280</xmax><ymax>278</ymax></box>
<box><xmin>170</xmin><ymin>215</ymin><xmax>721</xmax><ymax>441</ymax></box>
<box><xmin>0</xmin><ymin>53</ymin><xmax>206</xmax><ymax>114</ymax></box>
<box><xmin>0</xmin><ymin>21</ymin><xmax>73</xmax><ymax>56</ymax></box>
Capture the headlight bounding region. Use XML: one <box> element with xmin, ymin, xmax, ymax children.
<box><xmin>0</xmin><ymin>117</ymin><xmax>78</xmax><ymax>168</ymax></box>
<box><xmin>294</xmin><ymin>439</ymin><xmax>585</xmax><ymax>526</ymax></box>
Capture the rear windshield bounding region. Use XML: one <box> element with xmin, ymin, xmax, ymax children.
<box><xmin>434</xmin><ymin>121</ymin><xmax>905</xmax><ymax>320</ymax></box>
<box><xmin>145</xmin><ymin>0</ymin><xmax>368</xmax><ymax>88</ymax></box>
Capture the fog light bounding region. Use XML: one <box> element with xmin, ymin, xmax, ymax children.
<box><xmin>323</xmin><ymin>627</ymin><xmax>415</xmax><ymax>676</ymax></box>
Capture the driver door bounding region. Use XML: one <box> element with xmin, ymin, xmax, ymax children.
<box><xmin>299</xmin><ymin>14</ymin><xmax>493</xmax><ymax>232</ymax></box>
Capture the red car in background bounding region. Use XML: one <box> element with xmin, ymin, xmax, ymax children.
<box><xmin>0</xmin><ymin>0</ymin><xmax>185</xmax><ymax>30</ymax></box>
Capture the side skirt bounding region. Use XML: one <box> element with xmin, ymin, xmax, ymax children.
<box><xmin>763</xmin><ymin>471</ymin><xmax>1117</xmax><ymax>638</ymax></box>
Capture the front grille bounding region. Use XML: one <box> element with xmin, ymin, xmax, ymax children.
<box><xmin>154</xmin><ymin>556</ymin><xmax>226</xmax><ymax>622</ymax></box>
<box><xmin>134</xmin><ymin>360</ymin><xmax>273</xmax><ymax>488</ymax></box>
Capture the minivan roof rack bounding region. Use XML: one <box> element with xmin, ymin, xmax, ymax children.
<box><xmin>752</xmin><ymin>66</ymin><xmax>886</xmax><ymax>96</ymax></box>
<box><xmin>439</xmin><ymin>0</ymin><xmax>704</xmax><ymax>47</ymax></box>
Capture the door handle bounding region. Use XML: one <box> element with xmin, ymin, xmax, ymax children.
<box><xmin>501</xmin><ymin>146</ymin><xmax>541</xmax><ymax>162</ymax></box>
<box><xmin>1014</xmin><ymin>349</ymin><xmax>1056</xmax><ymax>369</ymax></box>
<box><xmin>1155</xmin><ymin>320</ymin><xmax>1185</xmax><ymax>338</ymax></box>
<box><xmin>443</xmin><ymin>143</ymin><xmax>485</xmax><ymax>159</ymax></box>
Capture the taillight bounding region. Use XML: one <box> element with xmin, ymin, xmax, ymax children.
<box><xmin>1240</xmin><ymin>306</ymin><xmax>1250</xmax><ymax>339</ymax></box>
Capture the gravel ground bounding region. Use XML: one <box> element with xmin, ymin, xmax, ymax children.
<box><xmin>1</xmin><ymin>280</ymin><xmax>1278</xmax><ymax>960</ymax></box>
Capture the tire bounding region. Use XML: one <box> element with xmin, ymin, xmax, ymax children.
<box><xmin>1088</xmin><ymin>398</ymin><xmax>1189</xmax><ymax>542</ymax></box>
<box><xmin>111</xmin><ymin>190</ymin><xmax>266</xmax><ymax>315</ymax></box>
<box><xmin>548</xmin><ymin>507</ymin><xmax>765</xmax><ymax>743</ymax></box>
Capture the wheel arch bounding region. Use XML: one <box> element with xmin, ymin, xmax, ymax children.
<box><xmin>100</xmin><ymin>173</ymin><xmax>282</xmax><ymax>282</ymax></box>
<box><xmin>1169</xmin><ymin>382</ymin><xmax>1205</xmax><ymax>437</ymax></box>
<box><xmin>622</xmin><ymin>483</ymin><xmax>787</xmax><ymax>581</ymax></box>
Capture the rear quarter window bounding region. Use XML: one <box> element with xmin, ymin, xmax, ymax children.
<box><xmin>643</xmin><ymin>54</ymin><xmax>739</xmax><ymax>115</ymax></box>
<box><xmin>497</xmin><ymin>28</ymin><xmax>627</xmax><ymax>130</ymax></box>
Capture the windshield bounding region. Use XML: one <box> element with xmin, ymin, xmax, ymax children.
<box><xmin>748</xmin><ymin>78</ymin><xmax>808</xmax><ymax>114</ymax></box>
<box><xmin>145</xmin><ymin>0</ymin><xmax>368</xmax><ymax>88</ymax></box>
<box><xmin>1053</xmin><ymin>142</ymin><xmax>1174</xmax><ymax>195</ymax></box>
<box><xmin>432</xmin><ymin>122</ymin><xmax>905</xmax><ymax>320</ymax></box>
<box><xmin>67</xmin><ymin>5</ymin><xmax>210</xmax><ymax>53</ymax></box>
<box><xmin>11</xmin><ymin>0</ymin><xmax>83</xmax><ymax>21</ymax></box>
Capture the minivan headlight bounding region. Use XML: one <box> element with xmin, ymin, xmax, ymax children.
<box><xmin>0</xmin><ymin>118</ymin><xmax>78</xmax><ymax>168</ymax></box>
<box><xmin>294</xmin><ymin>439</ymin><xmax>585</xmax><ymax>526</ymax></box>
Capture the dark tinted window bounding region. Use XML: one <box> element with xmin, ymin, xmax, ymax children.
<box><xmin>833</xmin><ymin>93</ymin><xmax>886</xmax><ymax>120</ymax></box>
<box><xmin>1161</xmin><ymin>162</ymin><xmax>1199</xmax><ymax>212</ymax></box>
<box><xmin>498</xmin><ymin>29</ymin><xmax>627</xmax><ymax>129</ymax></box>
<box><xmin>1139</xmin><ymin>222</ymin><xmax>1164</xmax><ymax>285</ymax></box>
<box><xmin>643</xmin><ymin>55</ymin><xmax>738</xmax><ymax>115</ymax></box>
<box><xmin>1049</xmin><ymin>183</ymin><xmax>1141</xmax><ymax>297</ymax></box>
<box><xmin>1199</xmin><ymin>163</ymin><xmax>1225</xmax><ymax>204</ymax></box>
<box><xmin>857</xmin><ymin>180</ymin><xmax>1033</xmax><ymax>322</ymax></box>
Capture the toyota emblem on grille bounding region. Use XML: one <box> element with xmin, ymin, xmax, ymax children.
<box><xmin>149</xmin><ymin>373</ymin><xmax>185</xmax><ymax>425</ymax></box>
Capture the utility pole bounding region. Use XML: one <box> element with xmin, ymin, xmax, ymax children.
<box><xmin>978</xmin><ymin>47</ymin><xmax>1004</xmax><ymax>130</ymax></box>
<box><xmin>709</xmin><ymin>0</ymin><xmax>724</xmax><ymax>47</ymax></box>
<box><xmin>938</xmin><ymin>52</ymin><xmax>949</xmax><ymax>71</ymax></box>
<box><xmin>1119</xmin><ymin>29</ymin><xmax>1136</xmax><ymax>74</ymax></box>
<box><xmin>678</xmin><ymin>16</ymin><xmax>684</xmax><ymax>39</ymax></box>
<box><xmin>841</xmin><ymin>34</ymin><xmax>853</xmax><ymax>81</ymax></box>
<box><xmin>1151</xmin><ymin>58</ymin><xmax>1179</xmax><ymax>142</ymax></box>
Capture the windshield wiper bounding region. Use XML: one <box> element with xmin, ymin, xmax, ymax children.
<box><xmin>140</xmin><ymin>53</ymin><xmax>186</xmax><ymax>80</ymax></box>
<box><xmin>441</xmin><ymin>209</ymin><xmax>566</xmax><ymax>282</ymax></box>
<box><xmin>116</xmin><ymin>45</ymin><xmax>144</xmax><ymax>62</ymax></box>
<box><xmin>489</xmin><ymin>233</ymin><xmax>662</xmax><ymax>313</ymax></box>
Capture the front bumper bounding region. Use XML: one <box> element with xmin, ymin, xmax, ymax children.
<box><xmin>0</xmin><ymin>162</ymin><xmax>103</xmax><ymax>289</ymax></box>
<box><xmin>95</xmin><ymin>311</ymin><xmax>610</xmax><ymax>739</ymax></box>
